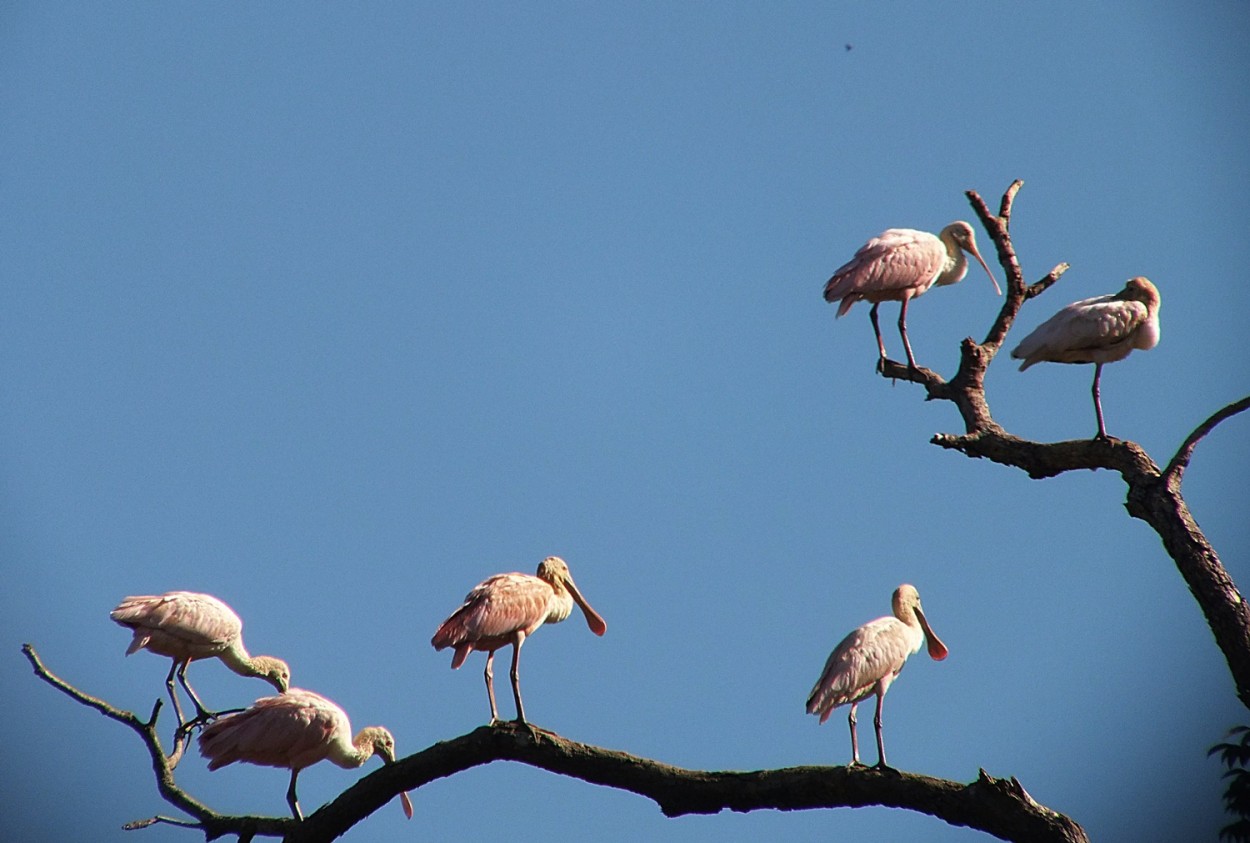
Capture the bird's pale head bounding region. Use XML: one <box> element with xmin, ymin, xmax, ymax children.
<box><xmin>253</xmin><ymin>656</ymin><xmax>291</xmax><ymax>693</ymax></box>
<box><xmin>940</xmin><ymin>221</ymin><xmax>1002</xmax><ymax>295</ymax></box>
<box><xmin>892</xmin><ymin>584</ymin><xmax>948</xmax><ymax>661</ymax></box>
<box><xmin>538</xmin><ymin>555</ymin><xmax>607</xmax><ymax>636</ymax></box>
<box><xmin>359</xmin><ymin>726</ymin><xmax>398</xmax><ymax>764</ymax></box>
<box><xmin>942</xmin><ymin>221</ymin><xmax>978</xmax><ymax>249</ymax></box>
<box><xmin>359</xmin><ymin>726</ymin><xmax>415</xmax><ymax>819</ymax></box>
<box><xmin>1121</xmin><ymin>276</ymin><xmax>1160</xmax><ymax>308</ymax></box>
<box><xmin>892</xmin><ymin>584</ymin><xmax>922</xmax><ymax>616</ymax></box>
<box><xmin>536</xmin><ymin>555</ymin><xmax>572</xmax><ymax>583</ymax></box>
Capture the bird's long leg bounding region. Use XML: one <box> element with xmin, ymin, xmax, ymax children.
<box><xmin>483</xmin><ymin>651</ymin><xmax>500</xmax><ymax>724</ymax></box>
<box><xmin>176</xmin><ymin>660</ymin><xmax>221</xmax><ymax>730</ymax></box>
<box><xmin>1091</xmin><ymin>362</ymin><xmax>1109</xmax><ymax>440</ymax></box>
<box><xmin>868</xmin><ymin>304</ymin><xmax>889</xmax><ymax>372</ymax></box>
<box><xmin>897</xmin><ymin>298</ymin><xmax>918</xmax><ymax>370</ymax></box>
<box><xmin>847</xmin><ymin>703</ymin><xmax>863</xmax><ymax>766</ymax></box>
<box><xmin>872</xmin><ymin>691</ymin><xmax>891</xmax><ymax>770</ymax></box>
<box><xmin>286</xmin><ymin>769</ymin><xmax>304</xmax><ymax>821</ymax></box>
<box><xmin>163</xmin><ymin>660</ymin><xmax>189</xmax><ymax>729</ymax></box>
<box><xmin>509</xmin><ymin>635</ymin><xmax>528</xmax><ymax>724</ymax></box>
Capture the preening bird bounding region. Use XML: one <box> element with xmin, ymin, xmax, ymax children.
<box><xmin>823</xmin><ymin>221</ymin><xmax>1002</xmax><ymax>371</ymax></box>
<box><xmin>198</xmin><ymin>688</ymin><xmax>414</xmax><ymax>821</ymax></box>
<box><xmin>432</xmin><ymin>556</ymin><xmax>607</xmax><ymax>724</ymax></box>
<box><xmin>111</xmin><ymin>591</ymin><xmax>290</xmax><ymax>727</ymax></box>
<box><xmin>1011</xmin><ymin>276</ymin><xmax>1161</xmax><ymax>440</ymax></box>
<box><xmin>806</xmin><ymin>584</ymin><xmax>948</xmax><ymax>768</ymax></box>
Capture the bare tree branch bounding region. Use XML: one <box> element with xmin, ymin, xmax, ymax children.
<box><xmin>875</xmin><ymin>182</ymin><xmax>1250</xmax><ymax>710</ymax></box>
<box><xmin>22</xmin><ymin>644</ymin><xmax>295</xmax><ymax>842</ymax></box>
<box><xmin>1163</xmin><ymin>394</ymin><xmax>1250</xmax><ymax>486</ymax></box>
<box><xmin>25</xmin><ymin>646</ymin><xmax>1086</xmax><ymax>843</ymax></box>
<box><xmin>282</xmin><ymin>723</ymin><xmax>1093</xmax><ymax>843</ymax></box>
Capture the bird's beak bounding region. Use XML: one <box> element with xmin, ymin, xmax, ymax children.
<box><xmin>915</xmin><ymin>607</ymin><xmax>949</xmax><ymax>661</ymax></box>
<box><xmin>968</xmin><ymin>241</ymin><xmax>1002</xmax><ymax>296</ymax></box>
<box><xmin>565</xmin><ymin>575</ymin><xmax>607</xmax><ymax>636</ymax></box>
<box><xmin>379</xmin><ymin>749</ymin><xmax>415</xmax><ymax>820</ymax></box>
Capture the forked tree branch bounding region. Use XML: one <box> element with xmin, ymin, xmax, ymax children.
<box><xmin>874</xmin><ymin>181</ymin><xmax>1250</xmax><ymax>711</ymax></box>
<box><xmin>22</xmin><ymin>644</ymin><xmax>295</xmax><ymax>842</ymax></box>
<box><xmin>24</xmin><ymin>645</ymin><xmax>1087</xmax><ymax>843</ymax></box>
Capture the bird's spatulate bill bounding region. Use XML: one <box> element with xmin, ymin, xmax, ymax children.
<box><xmin>969</xmin><ymin>242</ymin><xmax>1002</xmax><ymax>296</ymax></box>
<box><xmin>568</xmin><ymin>579</ymin><xmax>607</xmax><ymax>636</ymax></box>
<box><xmin>916</xmin><ymin>608</ymin><xmax>948</xmax><ymax>661</ymax></box>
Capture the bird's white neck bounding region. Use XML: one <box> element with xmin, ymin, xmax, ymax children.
<box><xmin>935</xmin><ymin>231</ymin><xmax>969</xmax><ymax>287</ymax></box>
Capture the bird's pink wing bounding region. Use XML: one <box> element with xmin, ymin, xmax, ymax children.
<box><xmin>199</xmin><ymin>690</ymin><xmax>345</xmax><ymax>771</ymax></box>
<box><xmin>823</xmin><ymin>229</ymin><xmax>944</xmax><ymax>309</ymax></box>
<box><xmin>806</xmin><ymin>617</ymin><xmax>913</xmax><ymax>720</ymax></box>
<box><xmin>1013</xmin><ymin>296</ymin><xmax>1148</xmax><ymax>367</ymax></box>
<box><xmin>432</xmin><ymin>574</ymin><xmax>552</xmax><ymax>649</ymax></box>
<box><xmin>111</xmin><ymin>592</ymin><xmax>242</xmax><ymax>651</ymax></box>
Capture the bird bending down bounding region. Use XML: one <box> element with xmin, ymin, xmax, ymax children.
<box><xmin>432</xmin><ymin>556</ymin><xmax>607</xmax><ymax>724</ymax></box>
<box><xmin>1011</xmin><ymin>276</ymin><xmax>1160</xmax><ymax>440</ymax></box>
<box><xmin>111</xmin><ymin>591</ymin><xmax>290</xmax><ymax>729</ymax></box>
<box><xmin>198</xmin><ymin>688</ymin><xmax>414</xmax><ymax>821</ymax></box>
<box><xmin>806</xmin><ymin>584</ymin><xmax>948</xmax><ymax>768</ymax></box>
<box><xmin>823</xmin><ymin>221</ymin><xmax>1001</xmax><ymax>371</ymax></box>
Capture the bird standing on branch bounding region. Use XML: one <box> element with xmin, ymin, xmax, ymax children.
<box><xmin>807</xmin><ymin>584</ymin><xmax>948</xmax><ymax>768</ymax></box>
<box><xmin>199</xmin><ymin>688</ymin><xmax>414</xmax><ymax>821</ymax></box>
<box><xmin>823</xmin><ymin>221</ymin><xmax>1001</xmax><ymax>371</ymax></box>
<box><xmin>432</xmin><ymin>556</ymin><xmax>607</xmax><ymax>724</ymax></box>
<box><xmin>111</xmin><ymin>591</ymin><xmax>291</xmax><ymax>729</ymax></box>
<box><xmin>1011</xmin><ymin>276</ymin><xmax>1161</xmax><ymax>440</ymax></box>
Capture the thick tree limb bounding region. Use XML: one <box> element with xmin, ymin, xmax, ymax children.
<box><xmin>25</xmin><ymin>646</ymin><xmax>1085</xmax><ymax>843</ymax></box>
<box><xmin>262</xmin><ymin>723</ymin><xmax>1093</xmax><ymax>843</ymax></box>
<box><xmin>878</xmin><ymin>181</ymin><xmax>1250</xmax><ymax>710</ymax></box>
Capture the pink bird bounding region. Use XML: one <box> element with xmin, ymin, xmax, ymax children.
<box><xmin>806</xmin><ymin>584</ymin><xmax>948</xmax><ymax>768</ymax></box>
<box><xmin>823</xmin><ymin>221</ymin><xmax>1002</xmax><ymax>371</ymax></box>
<box><xmin>111</xmin><ymin>591</ymin><xmax>291</xmax><ymax>728</ymax></box>
<box><xmin>1011</xmin><ymin>276</ymin><xmax>1161</xmax><ymax>440</ymax></box>
<box><xmin>199</xmin><ymin>688</ymin><xmax>414</xmax><ymax>821</ymax></box>
<box><xmin>431</xmin><ymin>556</ymin><xmax>607</xmax><ymax>724</ymax></box>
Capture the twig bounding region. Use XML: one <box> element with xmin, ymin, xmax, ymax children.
<box><xmin>1163</xmin><ymin>395</ymin><xmax>1250</xmax><ymax>487</ymax></box>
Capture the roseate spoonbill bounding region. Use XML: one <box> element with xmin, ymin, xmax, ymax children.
<box><xmin>806</xmin><ymin>584</ymin><xmax>948</xmax><ymax>768</ymax></box>
<box><xmin>431</xmin><ymin>556</ymin><xmax>607</xmax><ymax>724</ymax></box>
<box><xmin>199</xmin><ymin>688</ymin><xmax>414</xmax><ymax>821</ymax></box>
<box><xmin>111</xmin><ymin>591</ymin><xmax>290</xmax><ymax>727</ymax></box>
<box><xmin>823</xmin><ymin>221</ymin><xmax>1002</xmax><ymax>371</ymax></box>
<box><xmin>1011</xmin><ymin>276</ymin><xmax>1160</xmax><ymax>440</ymax></box>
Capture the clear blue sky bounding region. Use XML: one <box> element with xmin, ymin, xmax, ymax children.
<box><xmin>3</xmin><ymin>3</ymin><xmax>1247</xmax><ymax>841</ymax></box>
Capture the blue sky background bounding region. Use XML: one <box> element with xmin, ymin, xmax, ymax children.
<box><xmin>3</xmin><ymin>3</ymin><xmax>1247</xmax><ymax>841</ymax></box>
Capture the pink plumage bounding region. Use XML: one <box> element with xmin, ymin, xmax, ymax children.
<box><xmin>823</xmin><ymin>221</ymin><xmax>1000</xmax><ymax>370</ymax></box>
<box><xmin>432</xmin><ymin>556</ymin><xmax>606</xmax><ymax>724</ymax></box>
<box><xmin>110</xmin><ymin>591</ymin><xmax>290</xmax><ymax>727</ymax></box>
<box><xmin>199</xmin><ymin>688</ymin><xmax>413</xmax><ymax>821</ymax></box>
<box><xmin>1011</xmin><ymin>276</ymin><xmax>1160</xmax><ymax>440</ymax></box>
<box><xmin>806</xmin><ymin>585</ymin><xmax>948</xmax><ymax>768</ymax></box>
